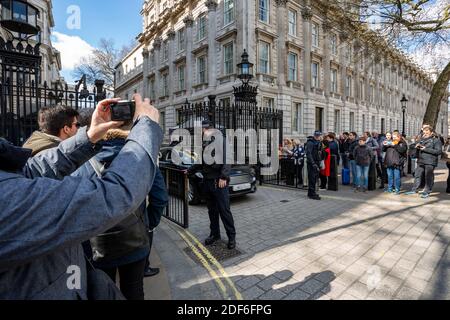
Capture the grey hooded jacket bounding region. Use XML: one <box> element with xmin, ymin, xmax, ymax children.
<box><xmin>0</xmin><ymin>117</ymin><xmax>163</xmax><ymax>300</ymax></box>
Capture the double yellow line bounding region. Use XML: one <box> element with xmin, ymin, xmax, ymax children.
<box><xmin>177</xmin><ymin>229</ymin><xmax>243</xmax><ymax>300</ymax></box>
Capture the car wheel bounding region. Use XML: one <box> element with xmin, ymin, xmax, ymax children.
<box><xmin>188</xmin><ymin>182</ymin><xmax>201</xmax><ymax>205</ymax></box>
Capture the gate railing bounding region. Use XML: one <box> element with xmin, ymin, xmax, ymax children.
<box><xmin>159</xmin><ymin>164</ymin><xmax>189</xmax><ymax>229</ymax></box>
<box><xmin>0</xmin><ymin>35</ymin><xmax>106</xmax><ymax>146</ymax></box>
<box><xmin>0</xmin><ymin>79</ymin><xmax>105</xmax><ymax>146</ymax></box>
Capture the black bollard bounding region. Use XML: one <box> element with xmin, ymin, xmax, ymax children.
<box><xmin>328</xmin><ymin>155</ymin><xmax>339</xmax><ymax>191</ymax></box>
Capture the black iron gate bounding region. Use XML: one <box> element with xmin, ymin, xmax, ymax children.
<box><xmin>0</xmin><ymin>36</ymin><xmax>106</xmax><ymax>146</ymax></box>
<box><xmin>159</xmin><ymin>165</ymin><xmax>189</xmax><ymax>229</ymax></box>
<box><xmin>178</xmin><ymin>94</ymin><xmax>284</xmax><ymax>165</ymax></box>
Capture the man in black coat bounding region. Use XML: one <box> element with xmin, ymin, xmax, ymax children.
<box><xmin>405</xmin><ymin>126</ymin><xmax>442</xmax><ymax>198</ymax></box>
<box><xmin>188</xmin><ymin>121</ymin><xmax>236</xmax><ymax>250</ymax></box>
<box><xmin>305</xmin><ymin>131</ymin><xmax>323</xmax><ymax>200</ymax></box>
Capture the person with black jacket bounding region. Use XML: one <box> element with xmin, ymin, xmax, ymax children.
<box><xmin>353</xmin><ymin>137</ymin><xmax>372</xmax><ymax>192</ymax></box>
<box><xmin>305</xmin><ymin>131</ymin><xmax>323</xmax><ymax>200</ymax></box>
<box><xmin>73</xmin><ymin>128</ymin><xmax>168</xmax><ymax>300</ymax></box>
<box><xmin>383</xmin><ymin>132</ymin><xmax>408</xmax><ymax>194</ymax></box>
<box><xmin>405</xmin><ymin>126</ymin><xmax>442</xmax><ymax>199</ymax></box>
<box><xmin>347</xmin><ymin>132</ymin><xmax>359</xmax><ymax>188</ymax></box>
<box><xmin>328</xmin><ymin>132</ymin><xmax>340</xmax><ymax>166</ymax></box>
<box><xmin>188</xmin><ymin>121</ymin><xmax>236</xmax><ymax>250</ymax></box>
<box><xmin>340</xmin><ymin>132</ymin><xmax>350</xmax><ymax>169</ymax></box>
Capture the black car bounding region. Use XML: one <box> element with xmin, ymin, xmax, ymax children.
<box><xmin>159</xmin><ymin>146</ymin><xmax>257</xmax><ymax>205</ymax></box>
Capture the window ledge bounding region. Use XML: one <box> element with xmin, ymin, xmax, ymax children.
<box><xmin>192</xmin><ymin>83</ymin><xmax>208</xmax><ymax>89</ymax></box>
<box><xmin>174</xmin><ymin>89</ymin><xmax>186</xmax><ymax>96</ymax></box>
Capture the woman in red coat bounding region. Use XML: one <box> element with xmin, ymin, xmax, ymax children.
<box><xmin>320</xmin><ymin>137</ymin><xmax>331</xmax><ymax>190</ymax></box>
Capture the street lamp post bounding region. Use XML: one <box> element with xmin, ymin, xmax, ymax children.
<box><xmin>234</xmin><ymin>50</ymin><xmax>258</xmax><ymax>104</ymax></box>
<box><xmin>401</xmin><ymin>94</ymin><xmax>408</xmax><ymax>137</ymax></box>
<box><xmin>237</xmin><ymin>50</ymin><xmax>254</xmax><ymax>84</ymax></box>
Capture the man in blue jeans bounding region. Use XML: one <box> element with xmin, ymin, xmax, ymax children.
<box><xmin>354</xmin><ymin>137</ymin><xmax>372</xmax><ymax>192</ymax></box>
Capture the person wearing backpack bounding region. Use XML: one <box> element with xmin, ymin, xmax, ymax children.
<box><xmin>383</xmin><ymin>132</ymin><xmax>408</xmax><ymax>194</ymax></box>
<box><xmin>73</xmin><ymin>127</ymin><xmax>167</xmax><ymax>300</ymax></box>
<box><xmin>353</xmin><ymin>137</ymin><xmax>372</xmax><ymax>192</ymax></box>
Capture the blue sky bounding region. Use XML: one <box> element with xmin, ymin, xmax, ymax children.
<box><xmin>52</xmin><ymin>0</ymin><xmax>143</xmax><ymax>83</ymax></box>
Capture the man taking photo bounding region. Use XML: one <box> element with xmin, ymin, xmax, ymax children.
<box><xmin>0</xmin><ymin>94</ymin><xmax>162</xmax><ymax>300</ymax></box>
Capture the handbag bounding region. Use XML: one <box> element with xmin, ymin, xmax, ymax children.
<box><xmin>319</xmin><ymin>160</ymin><xmax>325</xmax><ymax>170</ymax></box>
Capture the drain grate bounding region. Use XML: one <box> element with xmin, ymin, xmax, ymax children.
<box><xmin>280</xmin><ymin>200</ymin><xmax>290</xmax><ymax>203</ymax></box>
<box><xmin>184</xmin><ymin>240</ymin><xmax>242</xmax><ymax>264</ymax></box>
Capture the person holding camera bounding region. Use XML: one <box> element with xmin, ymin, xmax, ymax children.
<box><xmin>305</xmin><ymin>131</ymin><xmax>323</xmax><ymax>200</ymax></box>
<box><xmin>0</xmin><ymin>94</ymin><xmax>162</xmax><ymax>300</ymax></box>
<box><xmin>383</xmin><ymin>132</ymin><xmax>408</xmax><ymax>194</ymax></box>
<box><xmin>405</xmin><ymin>125</ymin><xmax>442</xmax><ymax>199</ymax></box>
<box><xmin>73</xmin><ymin>125</ymin><xmax>168</xmax><ymax>300</ymax></box>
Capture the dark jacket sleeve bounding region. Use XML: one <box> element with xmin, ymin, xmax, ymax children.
<box><xmin>305</xmin><ymin>141</ymin><xmax>315</xmax><ymax>164</ymax></box>
<box><xmin>0</xmin><ymin>117</ymin><xmax>163</xmax><ymax>270</ymax></box>
<box><xmin>395</xmin><ymin>142</ymin><xmax>408</xmax><ymax>156</ymax></box>
<box><xmin>423</xmin><ymin>139</ymin><xmax>442</xmax><ymax>156</ymax></box>
<box><xmin>22</xmin><ymin>127</ymin><xmax>100</xmax><ymax>180</ymax></box>
<box><xmin>220</xmin><ymin>164</ymin><xmax>231</xmax><ymax>180</ymax></box>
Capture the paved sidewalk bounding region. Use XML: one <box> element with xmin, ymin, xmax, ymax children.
<box><xmin>187</xmin><ymin>166</ymin><xmax>450</xmax><ymax>300</ymax></box>
<box><xmin>144</xmin><ymin>221</ymin><xmax>225</xmax><ymax>300</ymax></box>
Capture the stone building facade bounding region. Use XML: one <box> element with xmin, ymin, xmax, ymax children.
<box><xmin>115</xmin><ymin>45</ymin><xmax>144</xmax><ymax>101</ymax></box>
<box><xmin>0</xmin><ymin>0</ymin><xmax>63</xmax><ymax>85</ymax></box>
<box><xmin>115</xmin><ymin>0</ymin><xmax>449</xmax><ymax>139</ymax></box>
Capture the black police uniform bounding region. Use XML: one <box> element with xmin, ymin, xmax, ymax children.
<box><xmin>305</xmin><ymin>136</ymin><xmax>323</xmax><ymax>199</ymax></box>
<box><xmin>189</xmin><ymin>137</ymin><xmax>236</xmax><ymax>249</ymax></box>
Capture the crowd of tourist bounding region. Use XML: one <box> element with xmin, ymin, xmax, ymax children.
<box><xmin>280</xmin><ymin>125</ymin><xmax>447</xmax><ymax>200</ymax></box>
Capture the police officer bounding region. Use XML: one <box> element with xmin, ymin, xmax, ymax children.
<box><xmin>189</xmin><ymin>121</ymin><xmax>236</xmax><ymax>250</ymax></box>
<box><xmin>305</xmin><ymin>131</ymin><xmax>323</xmax><ymax>200</ymax></box>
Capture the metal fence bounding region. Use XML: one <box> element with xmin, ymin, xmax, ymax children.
<box><xmin>0</xmin><ymin>36</ymin><xmax>105</xmax><ymax>146</ymax></box>
<box><xmin>178</xmin><ymin>95</ymin><xmax>284</xmax><ymax>165</ymax></box>
<box><xmin>261</xmin><ymin>155</ymin><xmax>340</xmax><ymax>191</ymax></box>
<box><xmin>262</xmin><ymin>158</ymin><xmax>307</xmax><ymax>189</ymax></box>
<box><xmin>160</xmin><ymin>164</ymin><xmax>189</xmax><ymax>229</ymax></box>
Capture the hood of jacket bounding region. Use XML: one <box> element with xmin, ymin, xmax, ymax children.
<box><xmin>22</xmin><ymin>131</ymin><xmax>61</xmax><ymax>156</ymax></box>
<box><xmin>95</xmin><ymin>129</ymin><xmax>129</xmax><ymax>164</ymax></box>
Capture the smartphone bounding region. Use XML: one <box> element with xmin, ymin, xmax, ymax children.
<box><xmin>110</xmin><ymin>100</ymin><xmax>136</xmax><ymax>121</ymax></box>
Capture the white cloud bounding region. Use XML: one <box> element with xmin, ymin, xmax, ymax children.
<box><xmin>52</xmin><ymin>31</ymin><xmax>95</xmax><ymax>71</ymax></box>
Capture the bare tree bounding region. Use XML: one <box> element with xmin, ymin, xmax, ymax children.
<box><xmin>316</xmin><ymin>0</ymin><xmax>450</xmax><ymax>128</ymax></box>
<box><xmin>72</xmin><ymin>38</ymin><xmax>137</xmax><ymax>91</ymax></box>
